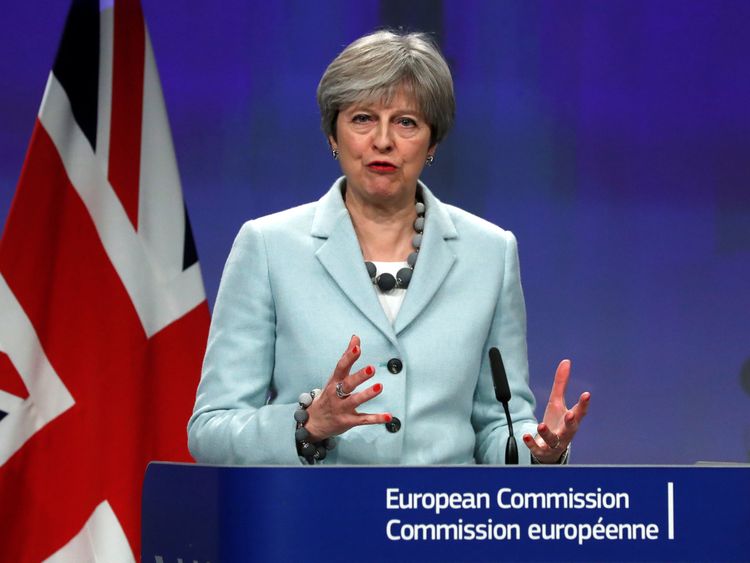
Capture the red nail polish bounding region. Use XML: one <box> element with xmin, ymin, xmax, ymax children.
<box><xmin>365</xmin><ymin>365</ymin><xmax>374</xmax><ymax>375</ymax></box>
<box><xmin>352</xmin><ymin>345</ymin><xmax>359</xmax><ymax>355</ymax></box>
<box><xmin>384</xmin><ymin>413</ymin><xmax>392</xmax><ymax>422</ymax></box>
<box><xmin>373</xmin><ymin>383</ymin><xmax>382</xmax><ymax>392</ymax></box>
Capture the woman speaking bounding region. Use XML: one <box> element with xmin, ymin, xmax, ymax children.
<box><xmin>188</xmin><ymin>30</ymin><xmax>590</xmax><ymax>465</ymax></box>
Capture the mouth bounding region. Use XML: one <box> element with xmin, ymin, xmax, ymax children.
<box><xmin>367</xmin><ymin>161</ymin><xmax>398</xmax><ymax>173</ymax></box>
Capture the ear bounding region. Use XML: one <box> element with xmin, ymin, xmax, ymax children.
<box><xmin>427</xmin><ymin>142</ymin><xmax>439</xmax><ymax>157</ymax></box>
<box><xmin>327</xmin><ymin>135</ymin><xmax>338</xmax><ymax>151</ymax></box>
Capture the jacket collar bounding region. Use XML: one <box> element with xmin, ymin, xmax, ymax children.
<box><xmin>312</xmin><ymin>177</ymin><xmax>457</xmax><ymax>344</ymax></box>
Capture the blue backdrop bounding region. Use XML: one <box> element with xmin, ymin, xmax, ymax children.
<box><xmin>1</xmin><ymin>1</ymin><xmax>748</xmax><ymax>464</ymax></box>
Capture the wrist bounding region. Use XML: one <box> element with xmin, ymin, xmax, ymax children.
<box><xmin>303</xmin><ymin>398</ymin><xmax>327</xmax><ymax>442</ymax></box>
<box><xmin>304</xmin><ymin>413</ymin><xmax>326</xmax><ymax>443</ymax></box>
<box><xmin>531</xmin><ymin>444</ymin><xmax>570</xmax><ymax>465</ymax></box>
<box><xmin>294</xmin><ymin>389</ymin><xmax>335</xmax><ymax>464</ymax></box>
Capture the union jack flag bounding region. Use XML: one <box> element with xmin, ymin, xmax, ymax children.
<box><xmin>0</xmin><ymin>1</ymin><xmax>209</xmax><ymax>560</ymax></box>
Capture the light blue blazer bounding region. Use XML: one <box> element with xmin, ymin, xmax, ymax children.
<box><xmin>188</xmin><ymin>178</ymin><xmax>539</xmax><ymax>465</ymax></box>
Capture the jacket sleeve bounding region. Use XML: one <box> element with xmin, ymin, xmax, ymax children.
<box><xmin>471</xmin><ymin>230</ymin><xmax>539</xmax><ymax>464</ymax></box>
<box><xmin>187</xmin><ymin>221</ymin><xmax>302</xmax><ymax>465</ymax></box>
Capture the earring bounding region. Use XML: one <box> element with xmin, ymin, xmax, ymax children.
<box><xmin>426</xmin><ymin>154</ymin><xmax>434</xmax><ymax>166</ymax></box>
<box><xmin>332</xmin><ymin>148</ymin><xmax>339</xmax><ymax>160</ymax></box>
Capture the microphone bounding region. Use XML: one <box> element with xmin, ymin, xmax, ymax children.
<box><xmin>489</xmin><ymin>347</ymin><xmax>518</xmax><ymax>464</ymax></box>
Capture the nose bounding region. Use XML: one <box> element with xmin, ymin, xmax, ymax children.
<box><xmin>372</xmin><ymin>121</ymin><xmax>393</xmax><ymax>152</ymax></box>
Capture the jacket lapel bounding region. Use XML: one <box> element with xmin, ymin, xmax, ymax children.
<box><xmin>312</xmin><ymin>180</ymin><xmax>398</xmax><ymax>346</ymax></box>
<box><xmin>393</xmin><ymin>183</ymin><xmax>457</xmax><ymax>335</ymax></box>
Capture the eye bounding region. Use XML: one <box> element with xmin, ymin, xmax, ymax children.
<box><xmin>397</xmin><ymin>117</ymin><xmax>417</xmax><ymax>128</ymax></box>
<box><xmin>352</xmin><ymin>114</ymin><xmax>371</xmax><ymax>123</ymax></box>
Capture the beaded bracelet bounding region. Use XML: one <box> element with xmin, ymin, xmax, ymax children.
<box><xmin>295</xmin><ymin>388</ymin><xmax>336</xmax><ymax>464</ymax></box>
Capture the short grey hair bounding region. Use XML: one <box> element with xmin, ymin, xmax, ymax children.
<box><xmin>317</xmin><ymin>30</ymin><xmax>455</xmax><ymax>147</ymax></box>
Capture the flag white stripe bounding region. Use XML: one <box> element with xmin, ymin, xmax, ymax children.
<box><xmin>138</xmin><ymin>25</ymin><xmax>188</xmax><ymax>278</ymax></box>
<box><xmin>44</xmin><ymin>501</ymin><xmax>136</xmax><ymax>563</ymax></box>
<box><xmin>0</xmin><ymin>389</ymin><xmax>24</xmax><ymax>415</ymax></box>
<box><xmin>94</xmin><ymin>6</ymin><xmax>114</xmax><ymax>177</ymax></box>
<box><xmin>0</xmin><ymin>273</ymin><xmax>75</xmax><ymax>466</ymax></box>
<box><xmin>38</xmin><ymin>74</ymin><xmax>204</xmax><ymax>338</ymax></box>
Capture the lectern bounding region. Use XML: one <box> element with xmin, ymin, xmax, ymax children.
<box><xmin>142</xmin><ymin>463</ymin><xmax>750</xmax><ymax>562</ymax></box>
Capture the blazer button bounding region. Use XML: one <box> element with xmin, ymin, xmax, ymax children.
<box><xmin>387</xmin><ymin>358</ymin><xmax>403</xmax><ymax>374</ymax></box>
<box><xmin>385</xmin><ymin>417</ymin><xmax>401</xmax><ymax>433</ymax></box>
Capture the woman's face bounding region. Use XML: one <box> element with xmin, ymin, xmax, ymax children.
<box><xmin>330</xmin><ymin>90</ymin><xmax>434</xmax><ymax>208</ymax></box>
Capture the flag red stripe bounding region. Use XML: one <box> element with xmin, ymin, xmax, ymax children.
<box><xmin>108</xmin><ymin>0</ymin><xmax>145</xmax><ymax>230</ymax></box>
<box><xmin>1</xmin><ymin>120</ymin><xmax>133</xmax><ymax>560</ymax></box>
<box><xmin>0</xmin><ymin>121</ymin><xmax>207</xmax><ymax>561</ymax></box>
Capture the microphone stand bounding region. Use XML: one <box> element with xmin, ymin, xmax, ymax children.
<box><xmin>489</xmin><ymin>347</ymin><xmax>518</xmax><ymax>464</ymax></box>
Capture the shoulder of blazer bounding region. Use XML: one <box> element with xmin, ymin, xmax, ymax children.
<box><xmin>248</xmin><ymin>201</ymin><xmax>317</xmax><ymax>234</ymax></box>
<box><xmin>442</xmin><ymin>203</ymin><xmax>513</xmax><ymax>242</ymax></box>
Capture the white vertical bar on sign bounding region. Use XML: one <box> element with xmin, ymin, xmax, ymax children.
<box><xmin>667</xmin><ymin>481</ymin><xmax>675</xmax><ymax>540</ymax></box>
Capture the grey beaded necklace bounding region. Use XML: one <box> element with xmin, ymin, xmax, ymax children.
<box><xmin>365</xmin><ymin>201</ymin><xmax>425</xmax><ymax>292</ymax></box>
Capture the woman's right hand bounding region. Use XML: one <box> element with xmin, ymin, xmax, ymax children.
<box><xmin>304</xmin><ymin>335</ymin><xmax>391</xmax><ymax>442</ymax></box>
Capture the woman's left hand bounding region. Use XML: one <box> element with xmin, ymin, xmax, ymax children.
<box><xmin>523</xmin><ymin>359</ymin><xmax>590</xmax><ymax>463</ymax></box>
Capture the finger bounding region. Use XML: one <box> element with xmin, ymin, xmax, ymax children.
<box><xmin>569</xmin><ymin>391</ymin><xmax>591</xmax><ymax>421</ymax></box>
<box><xmin>340</xmin><ymin>364</ymin><xmax>376</xmax><ymax>395</ymax></box>
<box><xmin>537</xmin><ymin>422</ymin><xmax>563</xmax><ymax>450</ymax></box>
<box><xmin>555</xmin><ymin>393</ymin><xmax>590</xmax><ymax>443</ymax></box>
<box><xmin>522</xmin><ymin>433</ymin><xmax>546</xmax><ymax>457</ymax></box>
<box><xmin>332</xmin><ymin>335</ymin><xmax>361</xmax><ymax>381</ymax></box>
<box><xmin>554</xmin><ymin>410</ymin><xmax>580</xmax><ymax>444</ymax></box>
<box><xmin>523</xmin><ymin>433</ymin><xmax>567</xmax><ymax>464</ymax></box>
<box><xmin>353</xmin><ymin>412</ymin><xmax>393</xmax><ymax>426</ymax></box>
<box><xmin>548</xmin><ymin>359</ymin><xmax>571</xmax><ymax>404</ymax></box>
<box><xmin>349</xmin><ymin>381</ymin><xmax>383</xmax><ymax>408</ymax></box>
